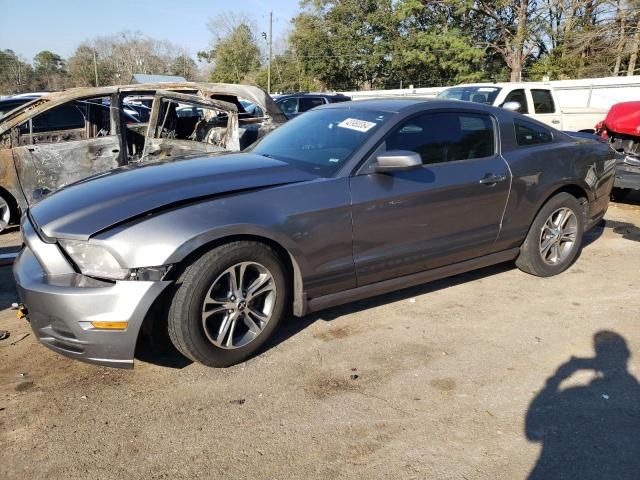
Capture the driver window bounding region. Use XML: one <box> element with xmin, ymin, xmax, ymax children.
<box><xmin>17</xmin><ymin>96</ymin><xmax>112</xmax><ymax>145</ymax></box>
<box><xmin>365</xmin><ymin>112</ymin><xmax>495</xmax><ymax>170</ymax></box>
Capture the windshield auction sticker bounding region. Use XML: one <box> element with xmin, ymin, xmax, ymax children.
<box><xmin>337</xmin><ymin>118</ymin><xmax>377</xmax><ymax>133</ymax></box>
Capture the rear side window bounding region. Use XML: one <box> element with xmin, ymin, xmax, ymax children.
<box><xmin>502</xmin><ymin>89</ymin><xmax>528</xmax><ymax>114</ymax></box>
<box><xmin>386</xmin><ymin>112</ymin><xmax>495</xmax><ymax>165</ymax></box>
<box><xmin>531</xmin><ymin>90</ymin><xmax>555</xmax><ymax>114</ymax></box>
<box><xmin>515</xmin><ymin>120</ymin><xmax>553</xmax><ymax>146</ymax></box>
<box><xmin>298</xmin><ymin>97</ymin><xmax>325</xmax><ymax>112</ymax></box>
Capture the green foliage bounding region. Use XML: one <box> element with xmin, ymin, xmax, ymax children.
<box><xmin>0</xmin><ymin>50</ymin><xmax>33</xmax><ymax>94</ymax></box>
<box><xmin>172</xmin><ymin>55</ymin><xmax>198</xmax><ymax>81</ymax></box>
<box><xmin>2</xmin><ymin>2</ymin><xmax>638</xmax><ymax>95</ymax></box>
<box><xmin>254</xmin><ymin>52</ymin><xmax>321</xmax><ymax>93</ymax></box>
<box><xmin>202</xmin><ymin>23</ymin><xmax>262</xmax><ymax>84</ymax></box>
<box><xmin>290</xmin><ymin>0</ymin><xmax>398</xmax><ymax>90</ymax></box>
<box><xmin>288</xmin><ymin>0</ymin><xmax>490</xmax><ymax>89</ymax></box>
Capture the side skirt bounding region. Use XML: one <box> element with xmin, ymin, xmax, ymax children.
<box><xmin>305</xmin><ymin>248</ymin><xmax>520</xmax><ymax>315</ymax></box>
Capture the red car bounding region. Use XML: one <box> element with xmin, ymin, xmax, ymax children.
<box><xmin>595</xmin><ymin>101</ymin><xmax>640</xmax><ymax>199</ymax></box>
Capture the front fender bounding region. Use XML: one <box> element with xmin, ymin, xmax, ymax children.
<box><xmin>93</xmin><ymin>178</ymin><xmax>356</xmax><ymax>303</ymax></box>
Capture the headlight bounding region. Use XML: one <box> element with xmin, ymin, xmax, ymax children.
<box><xmin>59</xmin><ymin>240</ymin><xmax>129</xmax><ymax>280</ymax></box>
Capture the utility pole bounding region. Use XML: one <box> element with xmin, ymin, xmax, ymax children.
<box><xmin>93</xmin><ymin>49</ymin><xmax>99</xmax><ymax>87</ymax></box>
<box><xmin>268</xmin><ymin>11</ymin><xmax>273</xmax><ymax>94</ymax></box>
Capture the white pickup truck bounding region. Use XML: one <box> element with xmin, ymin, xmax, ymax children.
<box><xmin>437</xmin><ymin>82</ymin><xmax>606</xmax><ymax>132</ymax></box>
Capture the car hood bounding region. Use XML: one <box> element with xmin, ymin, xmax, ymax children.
<box><xmin>29</xmin><ymin>153</ymin><xmax>318</xmax><ymax>240</ymax></box>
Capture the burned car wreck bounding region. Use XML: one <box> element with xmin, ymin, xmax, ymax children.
<box><xmin>0</xmin><ymin>82</ymin><xmax>286</xmax><ymax>231</ymax></box>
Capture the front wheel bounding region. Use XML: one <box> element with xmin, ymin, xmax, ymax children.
<box><xmin>516</xmin><ymin>193</ymin><xmax>585</xmax><ymax>277</ymax></box>
<box><xmin>0</xmin><ymin>193</ymin><xmax>13</xmax><ymax>233</ymax></box>
<box><xmin>168</xmin><ymin>241</ymin><xmax>288</xmax><ymax>367</ymax></box>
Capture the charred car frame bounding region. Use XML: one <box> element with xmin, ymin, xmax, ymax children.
<box><xmin>0</xmin><ymin>82</ymin><xmax>286</xmax><ymax>230</ymax></box>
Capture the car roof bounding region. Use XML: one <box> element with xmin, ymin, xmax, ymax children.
<box><xmin>316</xmin><ymin>97</ymin><xmax>496</xmax><ymax>113</ymax></box>
<box><xmin>0</xmin><ymin>96</ymin><xmax>37</xmax><ymax>103</ymax></box>
<box><xmin>276</xmin><ymin>92</ymin><xmax>347</xmax><ymax>99</ymax></box>
<box><xmin>443</xmin><ymin>82</ymin><xmax>553</xmax><ymax>89</ymax></box>
<box><xmin>0</xmin><ymin>82</ymin><xmax>286</xmax><ymax>134</ymax></box>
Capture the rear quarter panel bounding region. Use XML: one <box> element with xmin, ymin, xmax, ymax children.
<box><xmin>497</xmin><ymin>123</ymin><xmax>615</xmax><ymax>251</ymax></box>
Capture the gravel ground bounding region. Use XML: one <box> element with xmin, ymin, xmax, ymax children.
<box><xmin>1</xmin><ymin>196</ymin><xmax>639</xmax><ymax>480</ymax></box>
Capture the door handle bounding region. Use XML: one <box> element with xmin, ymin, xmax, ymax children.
<box><xmin>111</xmin><ymin>149</ymin><xmax>120</xmax><ymax>153</ymax></box>
<box><xmin>478</xmin><ymin>174</ymin><xmax>507</xmax><ymax>185</ymax></box>
<box><xmin>552</xmin><ymin>119</ymin><xmax>561</xmax><ymax>124</ymax></box>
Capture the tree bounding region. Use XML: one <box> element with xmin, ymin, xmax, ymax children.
<box><xmin>288</xmin><ymin>0</ymin><xmax>490</xmax><ymax>90</ymax></box>
<box><xmin>172</xmin><ymin>54</ymin><xmax>198</xmax><ymax>80</ymax></box>
<box><xmin>394</xmin><ymin>0</ymin><xmax>488</xmax><ymax>86</ymax></box>
<box><xmin>33</xmin><ymin>50</ymin><xmax>66</xmax><ymax>90</ymax></box>
<box><xmin>0</xmin><ymin>50</ymin><xmax>33</xmax><ymax>94</ymax></box>
<box><xmin>199</xmin><ymin>16</ymin><xmax>262</xmax><ymax>84</ymax></box>
<box><xmin>442</xmin><ymin>0</ymin><xmax>542</xmax><ymax>82</ymax></box>
<box><xmin>66</xmin><ymin>44</ymin><xmax>113</xmax><ymax>87</ymax></box>
<box><xmin>290</xmin><ymin>0</ymin><xmax>398</xmax><ymax>90</ymax></box>
<box><xmin>525</xmin><ymin>0</ymin><xmax>637</xmax><ymax>80</ymax></box>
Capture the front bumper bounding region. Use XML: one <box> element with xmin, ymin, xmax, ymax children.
<box><xmin>13</xmin><ymin>246</ymin><xmax>170</xmax><ymax>369</ymax></box>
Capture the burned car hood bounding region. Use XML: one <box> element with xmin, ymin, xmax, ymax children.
<box><xmin>29</xmin><ymin>153</ymin><xmax>318</xmax><ymax>240</ymax></box>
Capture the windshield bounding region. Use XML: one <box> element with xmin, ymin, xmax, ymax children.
<box><xmin>437</xmin><ymin>86</ymin><xmax>502</xmax><ymax>105</ymax></box>
<box><xmin>250</xmin><ymin>108</ymin><xmax>390</xmax><ymax>176</ymax></box>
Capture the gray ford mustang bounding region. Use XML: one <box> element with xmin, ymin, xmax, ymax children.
<box><xmin>13</xmin><ymin>98</ymin><xmax>616</xmax><ymax>368</ymax></box>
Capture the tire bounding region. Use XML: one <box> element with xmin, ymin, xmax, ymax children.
<box><xmin>0</xmin><ymin>193</ymin><xmax>14</xmax><ymax>234</ymax></box>
<box><xmin>516</xmin><ymin>192</ymin><xmax>585</xmax><ymax>277</ymax></box>
<box><xmin>167</xmin><ymin>241</ymin><xmax>288</xmax><ymax>367</ymax></box>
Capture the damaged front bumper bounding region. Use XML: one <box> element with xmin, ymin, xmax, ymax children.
<box><xmin>12</xmin><ymin>218</ymin><xmax>171</xmax><ymax>368</ymax></box>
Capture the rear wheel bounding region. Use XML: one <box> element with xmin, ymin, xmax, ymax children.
<box><xmin>516</xmin><ymin>193</ymin><xmax>584</xmax><ymax>277</ymax></box>
<box><xmin>168</xmin><ymin>241</ymin><xmax>288</xmax><ymax>367</ymax></box>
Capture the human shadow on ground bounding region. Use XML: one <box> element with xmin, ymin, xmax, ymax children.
<box><xmin>525</xmin><ymin>331</ymin><xmax>640</xmax><ymax>480</ymax></box>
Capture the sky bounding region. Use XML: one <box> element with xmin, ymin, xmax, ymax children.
<box><xmin>0</xmin><ymin>0</ymin><xmax>301</xmax><ymax>61</ymax></box>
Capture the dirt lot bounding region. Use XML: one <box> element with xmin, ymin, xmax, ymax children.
<box><xmin>1</xmin><ymin>196</ymin><xmax>639</xmax><ymax>480</ymax></box>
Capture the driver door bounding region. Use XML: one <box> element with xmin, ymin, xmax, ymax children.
<box><xmin>349</xmin><ymin>110</ymin><xmax>511</xmax><ymax>286</ymax></box>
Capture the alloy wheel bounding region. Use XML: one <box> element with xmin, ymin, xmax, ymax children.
<box><xmin>539</xmin><ymin>207</ymin><xmax>578</xmax><ymax>266</ymax></box>
<box><xmin>201</xmin><ymin>261</ymin><xmax>277</xmax><ymax>349</ymax></box>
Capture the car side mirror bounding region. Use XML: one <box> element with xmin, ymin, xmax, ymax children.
<box><xmin>503</xmin><ymin>101</ymin><xmax>522</xmax><ymax>112</ymax></box>
<box><xmin>374</xmin><ymin>150</ymin><xmax>422</xmax><ymax>173</ymax></box>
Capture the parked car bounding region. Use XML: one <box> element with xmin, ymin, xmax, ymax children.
<box><xmin>437</xmin><ymin>83</ymin><xmax>607</xmax><ymax>132</ymax></box>
<box><xmin>0</xmin><ymin>94</ymin><xmax>43</xmax><ymax>119</ymax></box>
<box><xmin>594</xmin><ymin>101</ymin><xmax>640</xmax><ymax>200</ymax></box>
<box><xmin>0</xmin><ymin>82</ymin><xmax>286</xmax><ymax>231</ymax></box>
<box><xmin>13</xmin><ymin>98</ymin><xmax>615</xmax><ymax>369</ymax></box>
<box><xmin>274</xmin><ymin>92</ymin><xmax>351</xmax><ymax>119</ymax></box>
<box><xmin>239</xmin><ymin>100</ymin><xmax>264</xmax><ymax>117</ymax></box>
